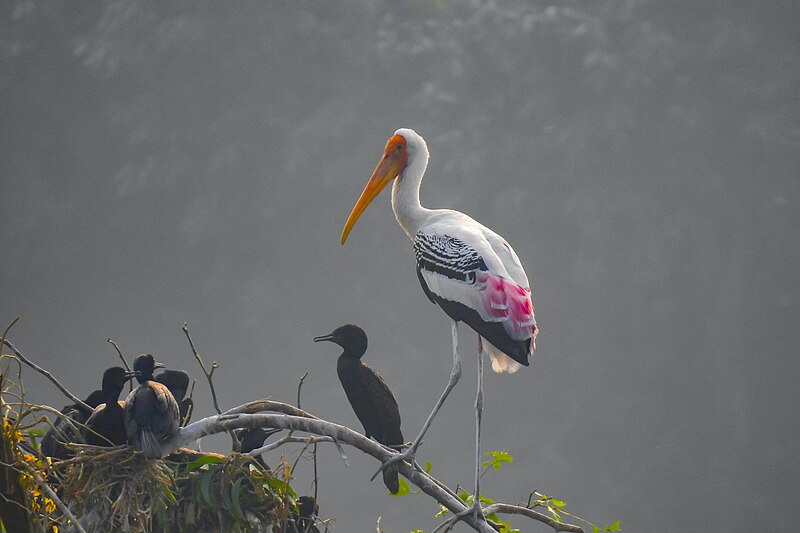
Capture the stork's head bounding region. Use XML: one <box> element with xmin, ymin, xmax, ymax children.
<box><xmin>340</xmin><ymin>129</ymin><xmax>418</xmax><ymax>245</ymax></box>
<box><xmin>313</xmin><ymin>324</ymin><xmax>368</xmax><ymax>358</ymax></box>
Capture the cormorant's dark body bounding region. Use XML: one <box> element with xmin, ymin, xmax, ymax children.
<box><xmin>41</xmin><ymin>390</ymin><xmax>105</xmax><ymax>459</ymax></box>
<box><xmin>232</xmin><ymin>427</ymin><xmax>280</xmax><ymax>469</ymax></box>
<box><xmin>294</xmin><ymin>495</ymin><xmax>320</xmax><ymax>533</ymax></box>
<box><xmin>154</xmin><ymin>369</ymin><xmax>193</xmax><ymax>425</ymax></box>
<box><xmin>124</xmin><ymin>354</ymin><xmax>180</xmax><ymax>458</ymax></box>
<box><xmin>314</xmin><ymin>324</ymin><xmax>404</xmax><ymax>494</ymax></box>
<box><xmin>84</xmin><ymin>367</ymin><xmax>137</xmax><ymax>447</ymax></box>
<box><xmin>416</xmin><ymin>268</ymin><xmax>530</xmax><ymax>365</ymax></box>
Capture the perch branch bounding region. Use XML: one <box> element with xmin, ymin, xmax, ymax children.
<box><xmin>166</xmin><ymin>411</ymin><xmax>492</xmax><ymax>532</ymax></box>
<box><xmin>482</xmin><ymin>503</ymin><xmax>585</xmax><ymax>533</ymax></box>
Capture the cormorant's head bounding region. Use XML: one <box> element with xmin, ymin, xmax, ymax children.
<box><xmin>297</xmin><ymin>495</ymin><xmax>319</xmax><ymax>518</ymax></box>
<box><xmin>101</xmin><ymin>366</ymin><xmax>138</xmax><ymax>398</ymax></box>
<box><xmin>313</xmin><ymin>324</ymin><xmax>367</xmax><ymax>357</ymax></box>
<box><xmin>154</xmin><ymin>369</ymin><xmax>191</xmax><ymax>401</ymax></box>
<box><xmin>132</xmin><ymin>354</ymin><xmax>165</xmax><ymax>383</ymax></box>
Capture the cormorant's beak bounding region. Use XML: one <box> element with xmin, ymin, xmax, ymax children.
<box><xmin>313</xmin><ymin>333</ymin><xmax>336</xmax><ymax>343</ymax></box>
<box><xmin>154</xmin><ymin>361</ymin><xmax>166</xmax><ymax>369</ymax></box>
<box><xmin>340</xmin><ymin>134</ymin><xmax>407</xmax><ymax>245</ymax></box>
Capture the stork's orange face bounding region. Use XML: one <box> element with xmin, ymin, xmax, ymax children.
<box><xmin>340</xmin><ymin>134</ymin><xmax>408</xmax><ymax>245</ymax></box>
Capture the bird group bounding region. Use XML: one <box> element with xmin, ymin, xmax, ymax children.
<box><xmin>42</xmin><ymin>354</ymin><xmax>192</xmax><ymax>460</ymax></box>
<box><xmin>315</xmin><ymin>128</ymin><xmax>538</xmax><ymax>513</ymax></box>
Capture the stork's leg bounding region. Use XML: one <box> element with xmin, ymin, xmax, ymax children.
<box><xmin>437</xmin><ymin>339</ymin><xmax>488</xmax><ymax>531</ymax></box>
<box><xmin>372</xmin><ymin>320</ymin><xmax>463</xmax><ymax>480</ymax></box>
<box><xmin>471</xmin><ymin>338</ymin><xmax>486</xmax><ymax>518</ymax></box>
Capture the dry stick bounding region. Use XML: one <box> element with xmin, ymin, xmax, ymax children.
<box><xmin>17</xmin><ymin>461</ymin><xmax>87</xmax><ymax>533</ymax></box>
<box><xmin>294</xmin><ymin>371</ymin><xmax>320</xmax><ymax>499</ymax></box>
<box><xmin>249</xmin><ymin>435</ymin><xmax>332</xmax><ymax>457</ymax></box>
<box><xmin>296</xmin><ymin>372</ymin><xmax>309</xmax><ymax>410</ymax></box>
<box><xmin>481</xmin><ymin>503</ymin><xmax>585</xmax><ymax>533</ymax></box>
<box><xmin>2</xmin><ymin>340</ymin><xmax>90</xmax><ymax>413</ymax></box>
<box><xmin>107</xmin><ymin>339</ymin><xmax>133</xmax><ymax>393</ymax></box>
<box><xmin>181</xmin><ymin>323</ymin><xmax>222</xmax><ymax>415</ymax></box>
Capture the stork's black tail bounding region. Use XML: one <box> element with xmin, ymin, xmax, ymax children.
<box><xmin>382</xmin><ymin>462</ymin><xmax>400</xmax><ymax>494</ymax></box>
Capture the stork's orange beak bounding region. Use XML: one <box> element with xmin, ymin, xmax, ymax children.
<box><xmin>340</xmin><ymin>134</ymin><xmax>407</xmax><ymax>245</ymax></box>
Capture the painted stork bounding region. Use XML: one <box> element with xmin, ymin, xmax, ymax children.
<box><xmin>124</xmin><ymin>354</ymin><xmax>180</xmax><ymax>458</ymax></box>
<box><xmin>340</xmin><ymin>128</ymin><xmax>537</xmax><ymax>518</ymax></box>
<box><xmin>314</xmin><ymin>324</ymin><xmax>404</xmax><ymax>494</ymax></box>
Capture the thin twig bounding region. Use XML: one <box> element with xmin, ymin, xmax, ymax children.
<box><xmin>1</xmin><ymin>340</ymin><xmax>89</xmax><ymax>412</ymax></box>
<box><xmin>107</xmin><ymin>339</ymin><xmax>132</xmax><ymax>393</ymax></box>
<box><xmin>248</xmin><ymin>435</ymin><xmax>332</xmax><ymax>457</ymax></box>
<box><xmin>181</xmin><ymin>323</ymin><xmax>222</xmax><ymax>415</ymax></box>
<box><xmin>296</xmin><ymin>372</ymin><xmax>309</xmax><ymax>410</ymax></box>
<box><xmin>18</xmin><ymin>461</ymin><xmax>87</xmax><ymax>533</ymax></box>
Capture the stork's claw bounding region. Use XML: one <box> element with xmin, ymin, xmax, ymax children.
<box><xmin>432</xmin><ymin>500</ymin><xmax>492</xmax><ymax>533</ymax></box>
<box><xmin>370</xmin><ymin>441</ymin><xmax>425</xmax><ymax>482</ymax></box>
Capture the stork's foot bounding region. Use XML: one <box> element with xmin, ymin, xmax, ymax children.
<box><xmin>370</xmin><ymin>441</ymin><xmax>425</xmax><ymax>483</ymax></box>
<box><xmin>433</xmin><ymin>500</ymin><xmax>492</xmax><ymax>533</ymax></box>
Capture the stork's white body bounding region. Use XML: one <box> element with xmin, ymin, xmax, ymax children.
<box><xmin>389</xmin><ymin>128</ymin><xmax>537</xmax><ymax>373</ymax></box>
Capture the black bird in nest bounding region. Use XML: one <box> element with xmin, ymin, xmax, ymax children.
<box><xmin>154</xmin><ymin>369</ymin><xmax>194</xmax><ymax>426</ymax></box>
<box><xmin>41</xmin><ymin>389</ymin><xmax>105</xmax><ymax>459</ymax></box>
<box><xmin>314</xmin><ymin>324</ymin><xmax>404</xmax><ymax>494</ymax></box>
<box><xmin>291</xmin><ymin>495</ymin><xmax>320</xmax><ymax>533</ymax></box>
<box><xmin>232</xmin><ymin>427</ymin><xmax>281</xmax><ymax>469</ymax></box>
<box><xmin>124</xmin><ymin>354</ymin><xmax>180</xmax><ymax>458</ymax></box>
<box><xmin>83</xmin><ymin>367</ymin><xmax>139</xmax><ymax>447</ymax></box>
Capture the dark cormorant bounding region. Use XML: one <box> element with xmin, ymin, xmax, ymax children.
<box><xmin>293</xmin><ymin>495</ymin><xmax>320</xmax><ymax>533</ymax></box>
<box><xmin>124</xmin><ymin>354</ymin><xmax>180</xmax><ymax>458</ymax></box>
<box><xmin>41</xmin><ymin>389</ymin><xmax>106</xmax><ymax>459</ymax></box>
<box><xmin>232</xmin><ymin>427</ymin><xmax>281</xmax><ymax>469</ymax></box>
<box><xmin>154</xmin><ymin>369</ymin><xmax>193</xmax><ymax>425</ymax></box>
<box><xmin>83</xmin><ymin>367</ymin><xmax>138</xmax><ymax>446</ymax></box>
<box><xmin>314</xmin><ymin>324</ymin><xmax>404</xmax><ymax>494</ymax></box>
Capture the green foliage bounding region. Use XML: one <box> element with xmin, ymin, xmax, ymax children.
<box><xmin>407</xmin><ymin>450</ymin><xmax>619</xmax><ymax>533</ymax></box>
<box><xmin>481</xmin><ymin>450</ymin><xmax>513</xmax><ymax>471</ymax></box>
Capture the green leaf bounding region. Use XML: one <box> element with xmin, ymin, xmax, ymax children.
<box><xmin>263</xmin><ymin>476</ymin><xmax>297</xmax><ymax>498</ymax></box>
<box><xmin>482</xmin><ymin>450</ymin><xmax>513</xmax><ymax>471</ymax></box>
<box><xmin>199</xmin><ymin>471</ymin><xmax>216</xmax><ymax>506</ymax></box>
<box><xmin>391</xmin><ymin>477</ymin><xmax>413</xmax><ymax>497</ymax></box>
<box><xmin>435</xmin><ymin>504</ymin><xmax>449</xmax><ymax>518</ymax></box>
<box><xmin>230</xmin><ymin>478</ymin><xmax>246</xmax><ymax>522</ymax></box>
<box><xmin>184</xmin><ymin>454</ymin><xmax>226</xmax><ymax>472</ymax></box>
<box><xmin>425</xmin><ymin>461</ymin><xmax>433</xmax><ymax>474</ymax></box>
<box><xmin>602</xmin><ymin>520</ymin><xmax>621</xmax><ymax>531</ymax></box>
<box><xmin>550</xmin><ymin>498</ymin><xmax>567</xmax><ymax>508</ymax></box>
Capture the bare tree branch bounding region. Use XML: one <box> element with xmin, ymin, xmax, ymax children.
<box><xmin>163</xmin><ymin>405</ymin><xmax>583</xmax><ymax>533</ymax></box>
<box><xmin>482</xmin><ymin>503</ymin><xmax>585</xmax><ymax>533</ymax></box>
<box><xmin>182</xmin><ymin>322</ymin><xmax>222</xmax><ymax>415</ymax></box>
<box><xmin>2</xmin><ymin>340</ymin><xmax>90</xmax><ymax>412</ymax></box>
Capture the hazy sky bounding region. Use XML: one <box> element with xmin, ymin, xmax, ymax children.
<box><xmin>2</xmin><ymin>1</ymin><xmax>799</xmax><ymax>531</ymax></box>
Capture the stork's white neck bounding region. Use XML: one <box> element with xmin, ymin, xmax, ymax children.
<box><xmin>391</xmin><ymin>129</ymin><xmax>433</xmax><ymax>238</ymax></box>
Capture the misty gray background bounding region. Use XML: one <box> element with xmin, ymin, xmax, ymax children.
<box><xmin>2</xmin><ymin>1</ymin><xmax>799</xmax><ymax>531</ymax></box>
